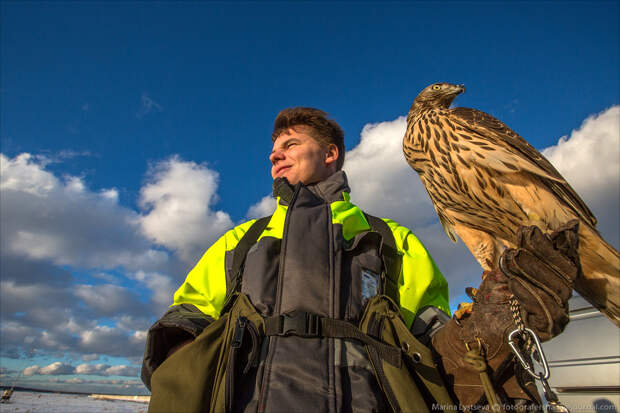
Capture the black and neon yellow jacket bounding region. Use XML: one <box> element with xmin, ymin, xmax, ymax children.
<box><xmin>143</xmin><ymin>171</ymin><xmax>449</xmax><ymax>412</ymax></box>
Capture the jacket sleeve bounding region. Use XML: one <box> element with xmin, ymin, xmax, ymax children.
<box><xmin>141</xmin><ymin>220</ymin><xmax>256</xmax><ymax>389</ymax></box>
<box><xmin>383</xmin><ymin>219</ymin><xmax>451</xmax><ymax>329</ymax></box>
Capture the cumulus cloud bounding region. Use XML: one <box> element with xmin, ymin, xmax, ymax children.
<box><xmin>0</xmin><ymin>275</ymin><xmax>153</xmax><ymax>359</ymax></box>
<box><xmin>75</xmin><ymin>363</ymin><xmax>140</xmax><ymax>377</ymax></box>
<box><xmin>24</xmin><ymin>362</ymin><xmax>139</xmax><ymax>377</ymax></box>
<box><xmin>246</xmin><ymin>194</ymin><xmax>276</xmax><ymax>219</ymax></box>
<box><xmin>73</xmin><ymin>284</ymin><xmax>144</xmax><ymax>317</ymax></box>
<box><xmin>0</xmin><ymin>152</ymin><xmax>191</xmax><ymax>368</ymax></box>
<box><xmin>78</xmin><ymin>325</ymin><xmax>144</xmax><ymax>357</ymax></box>
<box><xmin>139</xmin><ymin>156</ymin><xmax>234</xmax><ymax>263</ymax></box>
<box><xmin>40</xmin><ymin>362</ymin><xmax>75</xmax><ymax>375</ymax></box>
<box><xmin>132</xmin><ymin>270</ymin><xmax>177</xmax><ymax>314</ymax></box>
<box><xmin>344</xmin><ymin>116</ymin><xmax>439</xmax><ymax>225</ymax></box>
<box><xmin>23</xmin><ymin>362</ymin><xmax>74</xmax><ymax>376</ymax></box>
<box><xmin>0</xmin><ymin>153</ymin><xmax>169</xmax><ymax>271</ymax></box>
<box><xmin>542</xmin><ymin>105</ymin><xmax>620</xmax><ymax>247</ymax></box>
<box><xmin>23</xmin><ymin>365</ymin><xmax>42</xmax><ymax>376</ymax></box>
<box><xmin>104</xmin><ymin>365</ymin><xmax>141</xmax><ymax>377</ymax></box>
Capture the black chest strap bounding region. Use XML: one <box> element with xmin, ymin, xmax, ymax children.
<box><xmin>263</xmin><ymin>310</ymin><xmax>402</xmax><ymax>367</ymax></box>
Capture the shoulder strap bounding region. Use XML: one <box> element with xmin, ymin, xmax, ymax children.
<box><xmin>222</xmin><ymin>216</ymin><xmax>271</xmax><ymax>313</ymax></box>
<box><xmin>230</xmin><ymin>216</ymin><xmax>272</xmax><ymax>280</ymax></box>
<box><xmin>363</xmin><ymin>213</ymin><xmax>396</xmax><ymax>251</ymax></box>
<box><xmin>363</xmin><ymin>213</ymin><xmax>402</xmax><ymax>304</ymax></box>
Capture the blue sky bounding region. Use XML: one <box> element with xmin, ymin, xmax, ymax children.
<box><xmin>1</xmin><ymin>1</ymin><xmax>619</xmax><ymax>394</ymax></box>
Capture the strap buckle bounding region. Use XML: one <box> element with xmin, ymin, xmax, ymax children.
<box><xmin>271</xmin><ymin>311</ymin><xmax>322</xmax><ymax>337</ymax></box>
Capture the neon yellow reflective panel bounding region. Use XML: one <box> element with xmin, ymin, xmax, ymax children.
<box><xmin>330</xmin><ymin>192</ymin><xmax>371</xmax><ymax>241</ymax></box>
<box><xmin>258</xmin><ymin>199</ymin><xmax>287</xmax><ymax>242</ymax></box>
<box><xmin>172</xmin><ymin>196</ymin><xmax>449</xmax><ymax>328</ymax></box>
<box><xmin>383</xmin><ymin>219</ymin><xmax>451</xmax><ymax>328</ymax></box>
<box><xmin>172</xmin><ymin>219</ymin><xmax>257</xmax><ymax>319</ymax></box>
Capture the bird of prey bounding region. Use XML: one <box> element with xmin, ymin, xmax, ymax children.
<box><xmin>403</xmin><ymin>82</ymin><xmax>620</xmax><ymax>326</ymax></box>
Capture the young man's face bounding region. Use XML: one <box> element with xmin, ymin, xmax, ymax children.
<box><xmin>270</xmin><ymin>128</ymin><xmax>338</xmax><ymax>185</ymax></box>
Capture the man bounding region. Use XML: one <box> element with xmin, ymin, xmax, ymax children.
<box><xmin>142</xmin><ymin>108</ymin><xmax>579</xmax><ymax>412</ymax></box>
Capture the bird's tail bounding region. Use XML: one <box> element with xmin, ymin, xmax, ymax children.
<box><xmin>577</xmin><ymin>224</ymin><xmax>620</xmax><ymax>327</ymax></box>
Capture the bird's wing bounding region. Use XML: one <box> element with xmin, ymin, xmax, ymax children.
<box><xmin>448</xmin><ymin>107</ymin><xmax>597</xmax><ymax>226</ymax></box>
<box><xmin>423</xmin><ymin>180</ymin><xmax>459</xmax><ymax>243</ymax></box>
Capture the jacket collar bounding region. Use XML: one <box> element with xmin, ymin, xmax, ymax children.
<box><xmin>273</xmin><ymin>171</ymin><xmax>351</xmax><ymax>205</ymax></box>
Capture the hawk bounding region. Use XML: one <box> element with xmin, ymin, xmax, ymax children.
<box><xmin>403</xmin><ymin>82</ymin><xmax>619</xmax><ymax>326</ymax></box>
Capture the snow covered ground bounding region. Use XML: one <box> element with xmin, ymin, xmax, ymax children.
<box><xmin>0</xmin><ymin>391</ymin><xmax>148</xmax><ymax>413</ymax></box>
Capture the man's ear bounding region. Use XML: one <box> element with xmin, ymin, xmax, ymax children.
<box><xmin>324</xmin><ymin>144</ymin><xmax>339</xmax><ymax>166</ymax></box>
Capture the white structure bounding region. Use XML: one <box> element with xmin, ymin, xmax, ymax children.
<box><xmin>543</xmin><ymin>296</ymin><xmax>620</xmax><ymax>412</ymax></box>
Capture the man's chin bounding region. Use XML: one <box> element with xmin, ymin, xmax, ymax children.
<box><xmin>276</xmin><ymin>173</ymin><xmax>299</xmax><ymax>185</ymax></box>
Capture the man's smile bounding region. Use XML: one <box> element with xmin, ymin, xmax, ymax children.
<box><xmin>274</xmin><ymin>165</ymin><xmax>292</xmax><ymax>176</ymax></box>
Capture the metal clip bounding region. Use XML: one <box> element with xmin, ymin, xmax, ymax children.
<box><xmin>508</xmin><ymin>328</ymin><xmax>571</xmax><ymax>412</ymax></box>
<box><xmin>507</xmin><ymin>327</ymin><xmax>549</xmax><ymax>380</ymax></box>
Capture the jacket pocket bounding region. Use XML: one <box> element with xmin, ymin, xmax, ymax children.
<box><xmin>343</xmin><ymin>231</ymin><xmax>384</xmax><ymax>321</ymax></box>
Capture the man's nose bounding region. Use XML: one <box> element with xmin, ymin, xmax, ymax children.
<box><xmin>270</xmin><ymin>150</ymin><xmax>284</xmax><ymax>164</ymax></box>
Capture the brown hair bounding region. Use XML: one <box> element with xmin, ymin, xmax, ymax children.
<box><xmin>272</xmin><ymin>107</ymin><xmax>345</xmax><ymax>170</ymax></box>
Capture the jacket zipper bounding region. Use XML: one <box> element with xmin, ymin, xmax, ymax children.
<box><xmin>226</xmin><ymin>316</ymin><xmax>248</xmax><ymax>413</ymax></box>
<box><xmin>257</xmin><ymin>184</ymin><xmax>301</xmax><ymax>412</ymax></box>
<box><xmin>326</xmin><ymin>201</ymin><xmax>336</xmax><ymax>413</ymax></box>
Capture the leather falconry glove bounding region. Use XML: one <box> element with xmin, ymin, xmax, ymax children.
<box><xmin>431</xmin><ymin>221</ymin><xmax>580</xmax><ymax>407</ymax></box>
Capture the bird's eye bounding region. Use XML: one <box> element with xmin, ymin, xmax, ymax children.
<box><xmin>432</xmin><ymin>85</ymin><xmax>441</xmax><ymax>91</ymax></box>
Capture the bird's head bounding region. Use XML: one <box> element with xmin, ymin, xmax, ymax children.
<box><xmin>413</xmin><ymin>82</ymin><xmax>465</xmax><ymax>111</ymax></box>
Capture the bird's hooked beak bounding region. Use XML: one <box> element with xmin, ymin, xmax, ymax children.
<box><xmin>452</xmin><ymin>84</ymin><xmax>466</xmax><ymax>95</ymax></box>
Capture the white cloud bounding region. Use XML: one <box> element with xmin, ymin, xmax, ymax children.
<box><xmin>100</xmin><ymin>188</ymin><xmax>119</xmax><ymax>202</ymax></box>
<box><xmin>73</xmin><ymin>284</ymin><xmax>143</xmax><ymax>316</ymax></box>
<box><xmin>75</xmin><ymin>363</ymin><xmax>107</xmax><ymax>374</ymax></box>
<box><xmin>0</xmin><ymin>153</ymin><xmax>57</xmax><ymax>196</ymax></box>
<box><xmin>542</xmin><ymin>105</ymin><xmax>620</xmax><ymax>247</ymax></box>
<box><xmin>23</xmin><ymin>365</ymin><xmax>41</xmax><ymax>376</ymax></box>
<box><xmin>344</xmin><ymin>116</ymin><xmax>438</xmax><ymax>225</ymax></box>
<box><xmin>246</xmin><ymin>194</ymin><xmax>276</xmax><ymax>219</ymax></box>
<box><xmin>0</xmin><ymin>153</ymin><xmax>184</xmax><ymax>363</ymax></box>
<box><xmin>24</xmin><ymin>362</ymin><xmax>139</xmax><ymax>378</ymax></box>
<box><xmin>132</xmin><ymin>271</ymin><xmax>176</xmax><ymax>313</ymax></box>
<box><xmin>78</xmin><ymin>325</ymin><xmax>143</xmax><ymax>357</ymax></box>
<box><xmin>23</xmin><ymin>362</ymin><xmax>75</xmax><ymax>376</ymax></box>
<box><xmin>0</xmin><ymin>153</ymin><xmax>169</xmax><ymax>271</ymax></box>
<box><xmin>139</xmin><ymin>156</ymin><xmax>234</xmax><ymax>263</ymax></box>
<box><xmin>104</xmin><ymin>365</ymin><xmax>140</xmax><ymax>377</ymax></box>
<box><xmin>131</xmin><ymin>330</ymin><xmax>148</xmax><ymax>344</ymax></box>
<box><xmin>39</xmin><ymin>362</ymin><xmax>75</xmax><ymax>375</ymax></box>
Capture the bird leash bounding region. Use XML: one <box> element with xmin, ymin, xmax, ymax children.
<box><xmin>463</xmin><ymin>338</ymin><xmax>504</xmax><ymax>413</ymax></box>
<box><xmin>506</xmin><ymin>294</ymin><xmax>570</xmax><ymax>413</ymax></box>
